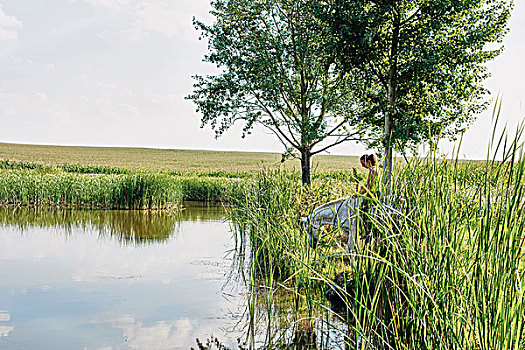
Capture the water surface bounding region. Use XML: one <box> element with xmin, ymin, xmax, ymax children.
<box><xmin>0</xmin><ymin>204</ymin><xmax>247</xmax><ymax>349</ymax></box>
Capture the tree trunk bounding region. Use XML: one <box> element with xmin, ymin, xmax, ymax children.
<box><xmin>382</xmin><ymin>13</ymin><xmax>400</xmax><ymax>188</ymax></box>
<box><xmin>300</xmin><ymin>149</ymin><xmax>311</xmax><ymax>186</ymax></box>
<box><xmin>383</xmin><ymin>113</ymin><xmax>393</xmax><ymax>186</ymax></box>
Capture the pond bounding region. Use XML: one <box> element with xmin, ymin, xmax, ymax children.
<box><xmin>0</xmin><ymin>204</ymin><xmax>352</xmax><ymax>349</ymax></box>
<box><xmin>0</xmin><ymin>203</ymin><xmax>250</xmax><ymax>350</ymax></box>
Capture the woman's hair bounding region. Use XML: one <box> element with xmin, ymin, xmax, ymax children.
<box><xmin>360</xmin><ymin>154</ymin><xmax>378</xmax><ymax>166</ymax></box>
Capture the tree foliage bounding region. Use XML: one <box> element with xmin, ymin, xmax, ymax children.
<box><xmin>319</xmin><ymin>0</ymin><xmax>513</xmax><ymax>182</ymax></box>
<box><xmin>187</xmin><ymin>0</ymin><xmax>371</xmax><ymax>185</ymax></box>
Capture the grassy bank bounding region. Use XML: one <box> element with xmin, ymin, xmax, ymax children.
<box><xmin>0</xmin><ymin>157</ymin><xmax>364</xmax><ymax>209</ymax></box>
<box><xmin>229</xmin><ymin>146</ymin><xmax>525</xmax><ymax>348</ymax></box>
<box><xmin>0</xmin><ymin>143</ymin><xmax>367</xmax><ymax>209</ymax></box>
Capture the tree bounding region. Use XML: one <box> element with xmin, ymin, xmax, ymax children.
<box><xmin>187</xmin><ymin>0</ymin><xmax>372</xmax><ymax>185</ymax></box>
<box><xmin>320</xmin><ymin>0</ymin><xmax>513</xmax><ymax>184</ymax></box>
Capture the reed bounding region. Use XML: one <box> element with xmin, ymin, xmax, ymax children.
<box><xmin>0</xmin><ymin>162</ymin><xmax>244</xmax><ymax>208</ymax></box>
<box><xmin>229</xmin><ymin>124</ymin><xmax>525</xmax><ymax>348</ymax></box>
<box><xmin>178</xmin><ymin>176</ymin><xmax>236</xmax><ymax>201</ymax></box>
<box><xmin>0</xmin><ymin>159</ymin><xmax>130</xmax><ymax>175</ymax></box>
<box><xmin>0</xmin><ymin>170</ymin><xmax>182</xmax><ymax>209</ymax></box>
<box><xmin>0</xmin><ymin>159</ymin><xmax>361</xmax><ymax>210</ymax></box>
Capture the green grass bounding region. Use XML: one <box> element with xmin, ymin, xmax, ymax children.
<box><xmin>0</xmin><ymin>145</ymin><xmax>366</xmax><ymax>209</ymax></box>
<box><xmin>0</xmin><ymin>165</ymin><xmax>244</xmax><ymax>209</ymax></box>
<box><xmin>0</xmin><ymin>169</ymin><xmax>183</xmax><ymax>209</ymax></box>
<box><xmin>228</xmin><ymin>132</ymin><xmax>525</xmax><ymax>348</ymax></box>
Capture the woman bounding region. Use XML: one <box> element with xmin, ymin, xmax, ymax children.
<box><xmin>355</xmin><ymin>154</ymin><xmax>379</xmax><ymax>196</ymax></box>
<box><xmin>305</xmin><ymin>153</ymin><xmax>379</xmax><ymax>252</ymax></box>
<box><xmin>356</xmin><ymin>154</ymin><xmax>379</xmax><ymax>245</ymax></box>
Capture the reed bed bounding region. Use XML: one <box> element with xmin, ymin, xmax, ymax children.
<box><xmin>178</xmin><ymin>176</ymin><xmax>236</xmax><ymax>201</ymax></box>
<box><xmin>0</xmin><ymin>157</ymin><xmax>247</xmax><ymax>208</ymax></box>
<box><xmin>0</xmin><ymin>169</ymin><xmax>182</xmax><ymax>209</ymax></box>
<box><xmin>0</xmin><ymin>159</ymin><xmax>363</xmax><ymax>210</ymax></box>
<box><xmin>229</xmin><ymin>132</ymin><xmax>525</xmax><ymax>348</ymax></box>
<box><xmin>0</xmin><ymin>159</ymin><xmax>130</xmax><ymax>175</ymax></box>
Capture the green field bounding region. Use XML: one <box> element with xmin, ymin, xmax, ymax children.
<box><xmin>0</xmin><ymin>142</ymin><xmax>362</xmax><ymax>172</ymax></box>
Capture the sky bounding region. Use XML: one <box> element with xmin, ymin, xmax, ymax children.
<box><xmin>0</xmin><ymin>0</ymin><xmax>523</xmax><ymax>159</ymax></box>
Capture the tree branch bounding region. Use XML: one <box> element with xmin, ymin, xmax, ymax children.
<box><xmin>311</xmin><ymin>133</ymin><xmax>362</xmax><ymax>155</ymax></box>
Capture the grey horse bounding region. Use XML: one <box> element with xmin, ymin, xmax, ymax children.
<box><xmin>301</xmin><ymin>196</ymin><xmax>361</xmax><ymax>253</ymax></box>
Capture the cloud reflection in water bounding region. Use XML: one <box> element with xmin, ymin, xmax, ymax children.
<box><xmin>0</xmin><ymin>205</ymin><xmax>245</xmax><ymax>349</ymax></box>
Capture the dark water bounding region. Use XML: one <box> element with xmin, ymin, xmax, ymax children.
<box><xmin>0</xmin><ymin>203</ymin><xmax>248</xmax><ymax>350</ymax></box>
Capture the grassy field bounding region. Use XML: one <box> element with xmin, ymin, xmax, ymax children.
<box><xmin>0</xmin><ymin>142</ymin><xmax>362</xmax><ymax>172</ymax></box>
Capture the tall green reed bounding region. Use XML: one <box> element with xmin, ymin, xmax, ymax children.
<box><xmin>0</xmin><ymin>170</ymin><xmax>182</xmax><ymax>209</ymax></box>
<box><xmin>229</xmin><ymin>121</ymin><xmax>525</xmax><ymax>348</ymax></box>
<box><xmin>0</xmin><ymin>159</ymin><xmax>129</xmax><ymax>175</ymax></box>
<box><xmin>229</xmin><ymin>170</ymin><xmax>355</xmax><ymax>347</ymax></box>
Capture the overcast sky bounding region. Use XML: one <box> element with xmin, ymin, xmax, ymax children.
<box><xmin>0</xmin><ymin>0</ymin><xmax>523</xmax><ymax>159</ymax></box>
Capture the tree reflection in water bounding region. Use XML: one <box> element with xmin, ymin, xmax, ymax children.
<box><xmin>0</xmin><ymin>202</ymin><xmax>225</xmax><ymax>245</ymax></box>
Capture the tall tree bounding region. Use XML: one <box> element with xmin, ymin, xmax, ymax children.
<box><xmin>187</xmin><ymin>0</ymin><xmax>371</xmax><ymax>185</ymax></box>
<box><xmin>320</xmin><ymin>0</ymin><xmax>513</xmax><ymax>184</ymax></box>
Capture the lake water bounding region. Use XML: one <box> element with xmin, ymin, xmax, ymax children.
<box><xmin>0</xmin><ymin>204</ymin><xmax>249</xmax><ymax>350</ymax></box>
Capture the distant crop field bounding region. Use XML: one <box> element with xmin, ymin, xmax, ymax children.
<box><xmin>0</xmin><ymin>143</ymin><xmax>362</xmax><ymax>172</ymax></box>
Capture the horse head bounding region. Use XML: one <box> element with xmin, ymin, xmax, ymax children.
<box><xmin>300</xmin><ymin>216</ymin><xmax>319</xmax><ymax>248</ymax></box>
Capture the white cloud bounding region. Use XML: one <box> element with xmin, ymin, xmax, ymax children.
<box><xmin>0</xmin><ymin>92</ymin><xmax>69</xmax><ymax>123</ymax></box>
<box><xmin>125</xmin><ymin>2</ymin><xmax>183</xmax><ymax>39</ymax></box>
<box><xmin>0</xmin><ymin>326</ymin><xmax>14</xmax><ymax>337</ymax></box>
<box><xmin>82</xmin><ymin>0</ymin><xmax>206</xmax><ymax>41</ymax></box>
<box><xmin>0</xmin><ymin>4</ymin><xmax>22</xmax><ymax>41</ymax></box>
<box><xmin>0</xmin><ymin>220</ymin><xmax>231</xmax><ymax>283</ymax></box>
<box><xmin>108</xmin><ymin>316</ymin><xmax>196</xmax><ymax>350</ymax></box>
<box><xmin>0</xmin><ymin>78</ymin><xmax>179</xmax><ymax>130</ymax></box>
<box><xmin>84</xmin><ymin>0</ymin><xmax>130</xmax><ymax>10</ymax></box>
<box><xmin>0</xmin><ymin>311</ymin><xmax>10</xmax><ymax>322</ymax></box>
<box><xmin>0</xmin><ymin>311</ymin><xmax>13</xmax><ymax>338</ymax></box>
